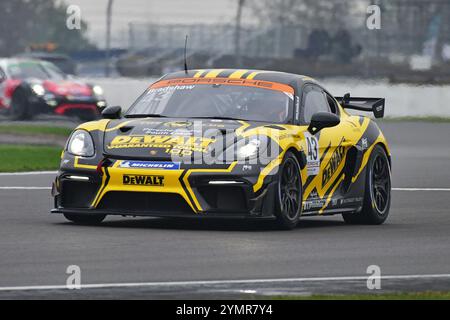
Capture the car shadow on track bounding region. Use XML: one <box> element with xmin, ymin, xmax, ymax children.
<box><xmin>57</xmin><ymin>216</ymin><xmax>348</xmax><ymax>232</ymax></box>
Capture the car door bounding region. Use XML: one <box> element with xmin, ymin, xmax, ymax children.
<box><xmin>299</xmin><ymin>84</ymin><xmax>352</xmax><ymax>213</ymax></box>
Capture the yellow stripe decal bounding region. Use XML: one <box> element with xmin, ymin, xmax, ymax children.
<box><xmin>193</xmin><ymin>70</ymin><xmax>206</xmax><ymax>78</ymax></box>
<box><xmin>91</xmin><ymin>168</ymin><xmax>107</xmax><ymax>207</ymax></box>
<box><xmin>235</xmin><ymin>120</ymin><xmax>251</xmax><ymax>136</ymax></box>
<box><xmin>74</xmin><ymin>157</ymin><xmax>97</xmax><ymax>170</ymax></box>
<box><xmin>91</xmin><ymin>160</ymin><xmax>124</xmax><ymax>207</ymax></box>
<box><xmin>319</xmin><ymin>175</ymin><xmax>345</xmax><ymax>214</ymax></box>
<box><xmin>229</xmin><ymin>69</ymin><xmax>249</xmax><ymax>79</ymax></box>
<box><xmin>352</xmin><ymin>134</ymin><xmax>383</xmax><ymax>183</ymax></box>
<box><xmin>183</xmin><ymin>162</ymin><xmax>237</xmax><ymax>212</ymax></box>
<box><xmin>253</xmin><ymin>156</ymin><xmax>283</xmax><ymax>193</ymax></box>
<box><xmin>246</xmin><ymin>71</ymin><xmax>260</xmax><ymax>79</ymax></box>
<box><xmin>77</xmin><ymin>119</ymin><xmax>110</xmax><ymax>132</ymax></box>
<box><xmin>204</xmin><ymin>69</ymin><xmax>225</xmax><ymax>78</ymax></box>
<box><xmin>105</xmin><ymin>120</ymin><xmax>135</xmax><ymax>132</ymax></box>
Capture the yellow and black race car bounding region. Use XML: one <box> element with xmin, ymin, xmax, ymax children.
<box><xmin>51</xmin><ymin>69</ymin><xmax>391</xmax><ymax>229</ymax></box>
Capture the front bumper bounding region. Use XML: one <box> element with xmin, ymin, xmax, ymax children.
<box><xmin>29</xmin><ymin>94</ymin><xmax>105</xmax><ymax>116</ymax></box>
<box><xmin>51</xmin><ymin>159</ymin><xmax>278</xmax><ymax>219</ymax></box>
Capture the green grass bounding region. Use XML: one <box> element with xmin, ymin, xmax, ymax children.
<box><xmin>0</xmin><ymin>125</ymin><xmax>72</xmax><ymax>137</ymax></box>
<box><xmin>0</xmin><ymin>145</ymin><xmax>62</xmax><ymax>172</ymax></box>
<box><xmin>271</xmin><ymin>291</ymin><xmax>450</xmax><ymax>300</ymax></box>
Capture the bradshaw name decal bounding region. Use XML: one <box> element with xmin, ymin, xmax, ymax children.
<box><xmin>123</xmin><ymin>174</ymin><xmax>165</xmax><ymax>186</ymax></box>
<box><xmin>322</xmin><ymin>140</ymin><xmax>346</xmax><ymax>187</ymax></box>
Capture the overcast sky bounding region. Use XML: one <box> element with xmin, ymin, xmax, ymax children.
<box><xmin>65</xmin><ymin>0</ymin><xmax>255</xmax><ymax>47</ymax></box>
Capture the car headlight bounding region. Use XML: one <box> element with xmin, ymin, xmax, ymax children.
<box><xmin>31</xmin><ymin>84</ymin><xmax>45</xmax><ymax>96</ymax></box>
<box><xmin>237</xmin><ymin>139</ymin><xmax>261</xmax><ymax>159</ymax></box>
<box><xmin>67</xmin><ymin>130</ymin><xmax>95</xmax><ymax>157</ymax></box>
<box><xmin>221</xmin><ymin>137</ymin><xmax>267</xmax><ymax>161</ymax></box>
<box><xmin>92</xmin><ymin>85</ymin><xmax>104</xmax><ymax>96</ymax></box>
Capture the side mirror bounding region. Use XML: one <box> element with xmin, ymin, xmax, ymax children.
<box><xmin>102</xmin><ymin>106</ymin><xmax>122</xmax><ymax>119</ymax></box>
<box><xmin>307</xmin><ymin>112</ymin><xmax>340</xmax><ymax>134</ymax></box>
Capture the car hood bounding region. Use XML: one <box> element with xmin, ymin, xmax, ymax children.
<box><xmin>102</xmin><ymin>117</ymin><xmax>250</xmax><ymax>160</ymax></box>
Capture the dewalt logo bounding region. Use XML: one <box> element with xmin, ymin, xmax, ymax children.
<box><xmin>322</xmin><ymin>140</ymin><xmax>346</xmax><ymax>187</ymax></box>
<box><xmin>123</xmin><ymin>174</ymin><xmax>164</xmax><ymax>186</ymax></box>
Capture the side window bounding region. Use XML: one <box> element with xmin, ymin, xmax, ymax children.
<box><xmin>326</xmin><ymin>93</ymin><xmax>339</xmax><ymax>115</ymax></box>
<box><xmin>302</xmin><ymin>86</ymin><xmax>331</xmax><ymax>123</ymax></box>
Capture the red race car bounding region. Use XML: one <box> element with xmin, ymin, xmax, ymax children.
<box><xmin>0</xmin><ymin>58</ymin><xmax>106</xmax><ymax>120</ymax></box>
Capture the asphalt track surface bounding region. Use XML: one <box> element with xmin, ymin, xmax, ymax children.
<box><xmin>1</xmin><ymin>121</ymin><xmax>450</xmax><ymax>299</ymax></box>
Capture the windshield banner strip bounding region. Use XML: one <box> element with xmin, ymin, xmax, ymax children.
<box><xmin>150</xmin><ymin>77</ymin><xmax>294</xmax><ymax>94</ymax></box>
<box><xmin>228</xmin><ymin>69</ymin><xmax>249</xmax><ymax>79</ymax></box>
<box><xmin>204</xmin><ymin>69</ymin><xmax>225</xmax><ymax>78</ymax></box>
<box><xmin>246</xmin><ymin>71</ymin><xmax>260</xmax><ymax>79</ymax></box>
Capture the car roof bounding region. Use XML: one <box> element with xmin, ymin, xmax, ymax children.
<box><xmin>0</xmin><ymin>58</ymin><xmax>50</xmax><ymax>74</ymax></box>
<box><xmin>15</xmin><ymin>52</ymin><xmax>71</xmax><ymax>60</ymax></box>
<box><xmin>161</xmin><ymin>69</ymin><xmax>317</xmax><ymax>87</ymax></box>
<box><xmin>0</xmin><ymin>57</ymin><xmax>45</xmax><ymax>65</ymax></box>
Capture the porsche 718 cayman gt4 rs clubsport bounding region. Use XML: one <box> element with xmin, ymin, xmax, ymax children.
<box><xmin>51</xmin><ymin>69</ymin><xmax>391</xmax><ymax>230</ymax></box>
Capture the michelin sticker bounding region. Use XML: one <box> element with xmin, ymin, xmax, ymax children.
<box><xmin>304</xmin><ymin>132</ymin><xmax>320</xmax><ymax>176</ymax></box>
<box><xmin>119</xmin><ymin>161</ymin><xmax>180</xmax><ymax>170</ymax></box>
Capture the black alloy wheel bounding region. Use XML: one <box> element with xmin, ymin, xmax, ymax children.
<box><xmin>343</xmin><ymin>145</ymin><xmax>391</xmax><ymax>225</ymax></box>
<box><xmin>275</xmin><ymin>151</ymin><xmax>303</xmax><ymax>229</ymax></box>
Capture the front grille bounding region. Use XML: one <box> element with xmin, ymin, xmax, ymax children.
<box><xmin>97</xmin><ymin>191</ymin><xmax>194</xmax><ymax>214</ymax></box>
<box><xmin>61</xmin><ymin>180</ymin><xmax>99</xmax><ymax>208</ymax></box>
<box><xmin>197</xmin><ymin>186</ymin><xmax>248</xmax><ymax>212</ymax></box>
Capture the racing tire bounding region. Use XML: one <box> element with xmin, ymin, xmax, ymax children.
<box><xmin>10</xmin><ymin>88</ymin><xmax>32</xmax><ymax>120</ymax></box>
<box><xmin>63</xmin><ymin>213</ymin><xmax>106</xmax><ymax>225</ymax></box>
<box><xmin>342</xmin><ymin>145</ymin><xmax>391</xmax><ymax>225</ymax></box>
<box><xmin>274</xmin><ymin>151</ymin><xmax>303</xmax><ymax>230</ymax></box>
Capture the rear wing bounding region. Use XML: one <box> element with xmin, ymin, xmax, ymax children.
<box><xmin>335</xmin><ymin>93</ymin><xmax>385</xmax><ymax>118</ymax></box>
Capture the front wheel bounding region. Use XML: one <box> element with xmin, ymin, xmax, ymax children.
<box><xmin>274</xmin><ymin>151</ymin><xmax>303</xmax><ymax>230</ymax></box>
<box><xmin>63</xmin><ymin>213</ymin><xmax>106</xmax><ymax>225</ymax></box>
<box><xmin>343</xmin><ymin>145</ymin><xmax>391</xmax><ymax>225</ymax></box>
<box><xmin>10</xmin><ymin>89</ymin><xmax>32</xmax><ymax>120</ymax></box>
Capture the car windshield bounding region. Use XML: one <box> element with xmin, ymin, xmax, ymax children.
<box><xmin>7</xmin><ymin>61</ymin><xmax>65</xmax><ymax>80</ymax></box>
<box><xmin>126</xmin><ymin>80</ymin><xmax>295</xmax><ymax>123</ymax></box>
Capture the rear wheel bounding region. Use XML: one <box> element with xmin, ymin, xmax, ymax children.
<box><xmin>343</xmin><ymin>145</ymin><xmax>391</xmax><ymax>225</ymax></box>
<box><xmin>63</xmin><ymin>213</ymin><xmax>106</xmax><ymax>225</ymax></box>
<box><xmin>274</xmin><ymin>151</ymin><xmax>303</xmax><ymax>230</ymax></box>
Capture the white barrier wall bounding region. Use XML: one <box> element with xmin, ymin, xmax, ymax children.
<box><xmin>85</xmin><ymin>77</ymin><xmax>155</xmax><ymax>111</ymax></box>
<box><xmin>88</xmin><ymin>77</ymin><xmax>450</xmax><ymax>117</ymax></box>
<box><xmin>324</xmin><ymin>80</ymin><xmax>450</xmax><ymax>117</ymax></box>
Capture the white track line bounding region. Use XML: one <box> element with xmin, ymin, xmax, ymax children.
<box><xmin>1</xmin><ymin>274</ymin><xmax>449</xmax><ymax>292</ymax></box>
<box><xmin>0</xmin><ymin>187</ymin><xmax>51</xmax><ymax>190</ymax></box>
<box><xmin>0</xmin><ymin>171</ymin><xmax>56</xmax><ymax>176</ymax></box>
